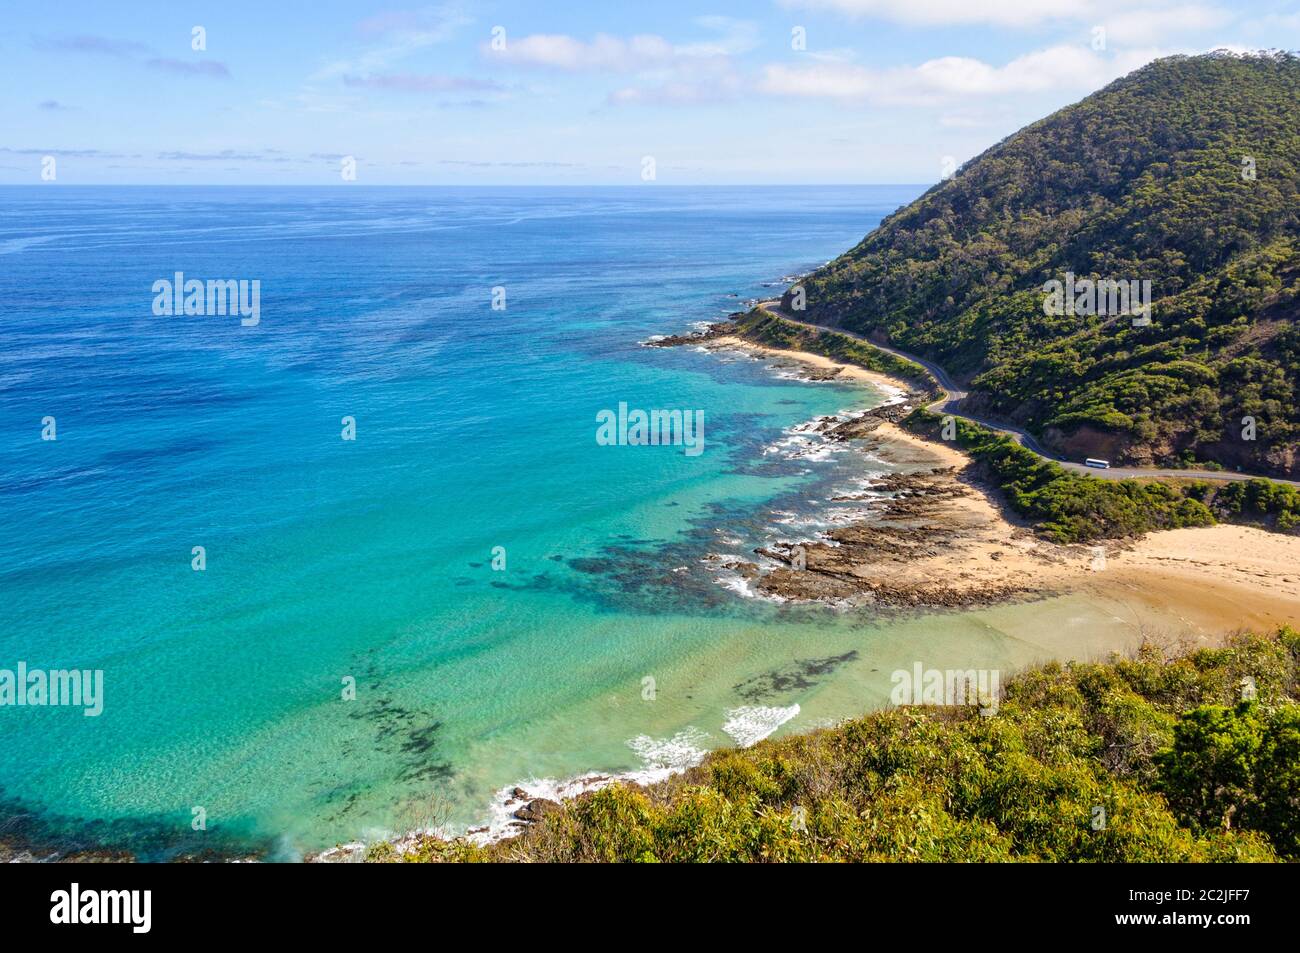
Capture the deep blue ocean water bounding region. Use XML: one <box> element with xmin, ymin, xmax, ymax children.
<box><xmin>1</xmin><ymin>185</ymin><xmax>1156</xmax><ymax>858</ymax></box>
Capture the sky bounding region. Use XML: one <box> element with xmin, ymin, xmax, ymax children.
<box><xmin>1</xmin><ymin>0</ymin><xmax>1297</xmax><ymax>185</ymax></box>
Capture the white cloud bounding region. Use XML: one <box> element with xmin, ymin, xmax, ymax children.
<box><xmin>484</xmin><ymin>18</ymin><xmax>758</xmax><ymax>73</ymax></box>
<box><xmin>1238</xmin><ymin>11</ymin><xmax>1300</xmax><ymax>34</ymax></box>
<box><xmin>676</xmin><ymin>16</ymin><xmax>761</xmax><ymax>57</ymax></box>
<box><xmin>779</xmin><ymin>0</ymin><xmax>1239</xmax><ymax>36</ymax></box>
<box><xmin>607</xmin><ymin>82</ymin><xmax>732</xmax><ymax>106</ymax></box>
<box><xmin>343</xmin><ymin>73</ymin><xmax>502</xmax><ymax>93</ymax></box>
<box><xmin>488</xmin><ymin>33</ymin><xmax>676</xmax><ymax>71</ymax></box>
<box><xmin>606</xmin><ymin>51</ymin><xmax>746</xmax><ymax>108</ymax></box>
<box><xmin>311</xmin><ymin>4</ymin><xmax>471</xmax><ymax>82</ymax></box>
<box><xmin>608</xmin><ymin>68</ymin><xmax>744</xmax><ymax>106</ymax></box>
<box><xmin>778</xmin><ymin>0</ymin><xmax>1094</xmax><ymax>27</ymax></box>
<box><xmin>1103</xmin><ymin>4</ymin><xmax>1233</xmax><ymax>44</ymax></box>
<box><xmin>760</xmin><ymin>44</ymin><xmax>1168</xmax><ymax>105</ymax></box>
<box><xmin>937</xmin><ymin>110</ymin><xmax>1000</xmax><ymax>128</ymax></box>
<box><xmin>487</xmin><ymin>20</ymin><xmax>757</xmax><ymax>106</ymax></box>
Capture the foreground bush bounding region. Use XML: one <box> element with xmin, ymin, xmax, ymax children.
<box><xmin>367</xmin><ymin>628</ymin><xmax>1299</xmax><ymax>863</ymax></box>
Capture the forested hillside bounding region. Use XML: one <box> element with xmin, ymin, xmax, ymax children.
<box><xmin>786</xmin><ymin>52</ymin><xmax>1300</xmax><ymax>475</ymax></box>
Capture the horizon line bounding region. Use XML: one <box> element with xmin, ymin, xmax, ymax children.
<box><xmin>0</xmin><ymin>181</ymin><xmax>936</xmax><ymax>189</ymax></box>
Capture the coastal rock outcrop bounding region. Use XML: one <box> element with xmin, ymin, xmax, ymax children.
<box><xmin>512</xmin><ymin>798</ymin><xmax>562</xmax><ymax>823</ymax></box>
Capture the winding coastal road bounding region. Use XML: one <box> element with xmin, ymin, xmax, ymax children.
<box><xmin>756</xmin><ymin>300</ymin><xmax>1300</xmax><ymax>488</ymax></box>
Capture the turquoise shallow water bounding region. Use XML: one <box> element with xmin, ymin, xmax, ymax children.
<box><xmin>0</xmin><ymin>186</ymin><xmax>1190</xmax><ymax>858</ymax></box>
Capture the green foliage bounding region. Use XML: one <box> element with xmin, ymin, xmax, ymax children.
<box><xmin>363</xmin><ymin>834</ymin><xmax>488</xmax><ymax>863</ymax></box>
<box><xmin>791</xmin><ymin>52</ymin><xmax>1300</xmax><ymax>475</ymax></box>
<box><xmin>902</xmin><ymin>408</ymin><xmax>1299</xmax><ymax>540</ymax></box>
<box><xmin>1187</xmin><ymin>477</ymin><xmax>1300</xmax><ymax>531</ymax></box>
<box><xmin>728</xmin><ymin>308</ymin><xmax>933</xmax><ymax>392</ymax></box>
<box><xmin>1156</xmin><ymin>702</ymin><xmax>1300</xmax><ymax>856</ymax></box>
<box><xmin>372</xmin><ymin>629</ymin><xmax>1300</xmax><ymax>863</ymax></box>
<box><xmin>904</xmin><ymin>408</ymin><xmax>1216</xmax><ymax>541</ymax></box>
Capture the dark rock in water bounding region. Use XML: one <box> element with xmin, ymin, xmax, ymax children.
<box><xmin>704</xmin><ymin>552</ymin><xmax>760</xmax><ymax>579</ymax></box>
<box><xmin>786</xmin><ymin>364</ymin><xmax>843</xmax><ymax>381</ymax></box>
<box><xmin>512</xmin><ymin>798</ymin><xmax>561</xmax><ymax>823</ymax></box>
<box><xmin>733</xmin><ymin>651</ymin><xmax>861</xmax><ymax>702</ymax></box>
<box><xmin>746</xmin><ymin>463</ymin><xmax>1039</xmax><ymax>609</ymax></box>
<box><xmin>643</xmin><ymin>323</ymin><xmax>728</xmax><ymax>348</ymax></box>
<box><xmin>510</xmin><ymin>787</ymin><xmax>531</xmax><ymax>801</ymax></box>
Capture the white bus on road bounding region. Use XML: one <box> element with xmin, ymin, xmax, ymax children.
<box><xmin>1085</xmin><ymin>458</ymin><xmax>1111</xmax><ymax>469</ymax></box>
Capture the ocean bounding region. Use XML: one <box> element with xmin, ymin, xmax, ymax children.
<box><xmin>0</xmin><ymin>185</ymin><xmax>1178</xmax><ymax>858</ymax></box>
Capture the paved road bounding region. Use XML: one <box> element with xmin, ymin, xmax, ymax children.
<box><xmin>756</xmin><ymin>300</ymin><xmax>1300</xmax><ymax>488</ymax></box>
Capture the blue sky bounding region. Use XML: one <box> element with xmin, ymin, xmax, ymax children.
<box><xmin>2</xmin><ymin>0</ymin><xmax>1297</xmax><ymax>184</ymax></box>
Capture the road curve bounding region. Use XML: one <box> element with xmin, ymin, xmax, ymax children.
<box><xmin>755</xmin><ymin>300</ymin><xmax>1300</xmax><ymax>488</ymax></box>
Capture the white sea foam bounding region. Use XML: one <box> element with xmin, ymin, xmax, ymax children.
<box><xmin>713</xmin><ymin>572</ymin><xmax>787</xmax><ymax>603</ymax></box>
<box><xmin>468</xmin><ymin>772</ymin><xmax>616</xmax><ymax>846</ymax></box>
<box><xmin>722</xmin><ymin>705</ymin><xmax>801</xmax><ymax>747</ymax></box>
<box><xmin>761</xmin><ymin>413</ymin><xmax>861</xmax><ymax>462</ymax></box>
<box><xmin>362</xmin><ymin>707</ymin><xmax>799</xmax><ymax>857</ymax></box>
<box><xmin>829</xmin><ymin>475</ymin><xmax>890</xmax><ymax>500</ymax></box>
<box><xmin>465</xmin><ymin>728</ymin><xmax>713</xmax><ymax>847</ymax></box>
<box><xmin>625</xmin><ymin>727</ymin><xmax>712</xmax><ymax>782</ymax></box>
<box><xmin>770</xmin><ymin>510</ymin><xmax>845</xmax><ymax>531</ymax></box>
<box><xmin>819</xmin><ymin>505</ymin><xmax>878</xmax><ymax>524</ymax></box>
<box><xmin>313</xmin><ymin>841</ymin><xmax>367</xmax><ymax>862</ymax></box>
<box><xmin>762</xmin><ymin>418</ymin><xmax>854</xmax><ymax>461</ymax></box>
<box><xmin>872</xmin><ymin>384</ymin><xmax>908</xmax><ymax>405</ymax></box>
<box><xmin>765</xmin><ymin>363</ymin><xmax>824</xmax><ymax>383</ymax></box>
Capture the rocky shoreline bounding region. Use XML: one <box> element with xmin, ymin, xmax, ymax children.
<box><xmin>310</xmin><ymin>776</ymin><xmax>625</xmax><ymax>862</ymax></box>
<box><xmin>659</xmin><ymin>327</ymin><xmax>1102</xmax><ymax>610</ymax></box>
<box><xmin>642</xmin><ymin>319</ymin><xmax>733</xmax><ymax>350</ymax></box>
<box><xmin>718</xmin><ymin>411</ymin><xmax>1093</xmax><ymax>609</ymax></box>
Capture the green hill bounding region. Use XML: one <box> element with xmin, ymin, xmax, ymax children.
<box><xmin>786</xmin><ymin>52</ymin><xmax>1300</xmax><ymax>476</ymax></box>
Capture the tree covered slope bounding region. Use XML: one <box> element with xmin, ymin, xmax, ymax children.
<box><xmin>787</xmin><ymin>52</ymin><xmax>1300</xmax><ymax>475</ymax></box>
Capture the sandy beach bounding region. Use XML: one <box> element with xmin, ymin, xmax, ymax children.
<box><xmin>707</xmin><ymin>334</ymin><xmax>916</xmax><ymax>393</ymax></box>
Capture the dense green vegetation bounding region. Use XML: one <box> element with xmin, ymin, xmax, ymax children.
<box><xmin>1187</xmin><ymin>476</ymin><xmax>1300</xmax><ymax>531</ymax></box>
<box><xmin>788</xmin><ymin>52</ymin><xmax>1300</xmax><ymax>476</ymax></box>
<box><xmin>729</xmin><ymin>307</ymin><xmax>933</xmax><ymax>391</ymax></box>
<box><xmin>366</xmin><ymin>628</ymin><xmax>1299</xmax><ymax>863</ymax></box>
<box><xmin>1156</xmin><ymin>700</ymin><xmax>1300</xmax><ymax>856</ymax></box>
<box><xmin>904</xmin><ymin>408</ymin><xmax>1300</xmax><ymax>541</ymax></box>
<box><xmin>904</xmin><ymin>408</ymin><xmax>1215</xmax><ymax>542</ymax></box>
<box><xmin>730</xmin><ymin>303</ymin><xmax>1300</xmax><ymax>540</ymax></box>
